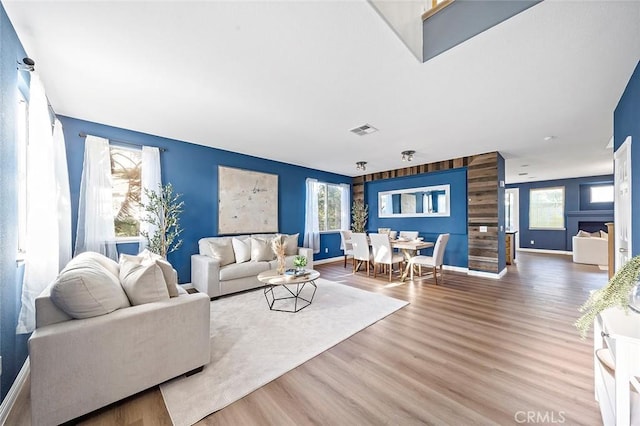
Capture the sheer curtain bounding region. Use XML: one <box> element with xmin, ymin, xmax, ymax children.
<box><xmin>340</xmin><ymin>183</ymin><xmax>350</xmax><ymax>231</ymax></box>
<box><xmin>139</xmin><ymin>146</ymin><xmax>162</xmax><ymax>252</ymax></box>
<box><xmin>17</xmin><ymin>76</ymin><xmax>71</xmax><ymax>334</ymax></box>
<box><xmin>75</xmin><ymin>135</ymin><xmax>118</xmax><ymax>261</ymax></box>
<box><xmin>303</xmin><ymin>178</ymin><xmax>320</xmax><ymax>254</ymax></box>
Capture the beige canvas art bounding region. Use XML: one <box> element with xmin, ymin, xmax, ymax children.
<box><xmin>218</xmin><ymin>166</ymin><xmax>278</xmax><ymax>234</ymax></box>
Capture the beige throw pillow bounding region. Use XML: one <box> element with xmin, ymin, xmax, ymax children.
<box><xmin>251</xmin><ymin>237</ymin><xmax>275</xmax><ymax>262</ymax></box>
<box><xmin>577</xmin><ymin>230</ymin><xmax>591</xmax><ymax>238</ymax></box>
<box><xmin>278</xmin><ymin>233</ymin><xmax>299</xmax><ymax>256</ymax></box>
<box><xmin>600</xmin><ymin>230</ymin><xmax>608</xmax><ymax>240</ymax></box>
<box><xmin>207</xmin><ymin>240</ymin><xmax>236</xmax><ymax>266</ymax></box>
<box><xmin>119</xmin><ymin>256</ymin><xmax>169</xmax><ymax>305</ymax></box>
<box><xmin>232</xmin><ymin>237</ymin><xmax>252</xmax><ymax>263</ymax></box>
<box><xmin>137</xmin><ymin>249</ymin><xmax>179</xmax><ymax>297</ymax></box>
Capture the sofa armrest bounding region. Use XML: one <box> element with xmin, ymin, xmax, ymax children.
<box><xmin>191</xmin><ymin>254</ymin><xmax>221</xmax><ymax>298</ymax></box>
<box><xmin>298</xmin><ymin>247</ymin><xmax>314</xmax><ymax>270</ymax></box>
<box><xmin>29</xmin><ymin>293</ymin><xmax>211</xmax><ymax>426</ymax></box>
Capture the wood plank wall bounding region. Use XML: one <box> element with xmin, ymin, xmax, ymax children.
<box><xmin>352</xmin><ymin>152</ymin><xmax>500</xmax><ymax>273</ymax></box>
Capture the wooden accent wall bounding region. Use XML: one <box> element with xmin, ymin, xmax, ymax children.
<box><xmin>352</xmin><ymin>152</ymin><xmax>500</xmax><ymax>273</ymax></box>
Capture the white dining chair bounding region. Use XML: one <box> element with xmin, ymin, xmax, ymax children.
<box><xmin>370</xmin><ymin>233</ymin><xmax>405</xmax><ymax>282</ymax></box>
<box><xmin>399</xmin><ymin>231</ymin><xmax>419</xmax><ymax>240</ymax></box>
<box><xmin>351</xmin><ymin>233</ymin><xmax>372</xmax><ymax>276</ymax></box>
<box><xmin>388</xmin><ymin>230</ymin><xmax>398</xmax><ymax>240</ymax></box>
<box><xmin>339</xmin><ymin>230</ymin><xmax>354</xmax><ymax>268</ymax></box>
<box><xmin>409</xmin><ymin>233</ymin><xmax>450</xmax><ymax>284</ymax></box>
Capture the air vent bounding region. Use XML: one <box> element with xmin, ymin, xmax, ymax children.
<box><xmin>349</xmin><ymin>124</ymin><xmax>378</xmax><ymax>136</ymax></box>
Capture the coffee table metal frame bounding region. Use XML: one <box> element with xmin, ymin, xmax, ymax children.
<box><xmin>258</xmin><ymin>270</ymin><xmax>320</xmax><ymax>313</ymax></box>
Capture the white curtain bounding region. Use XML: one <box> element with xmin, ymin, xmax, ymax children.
<box><xmin>17</xmin><ymin>75</ymin><xmax>71</xmax><ymax>334</ymax></box>
<box><xmin>303</xmin><ymin>178</ymin><xmax>320</xmax><ymax>254</ymax></box>
<box><xmin>139</xmin><ymin>146</ymin><xmax>162</xmax><ymax>252</ymax></box>
<box><xmin>75</xmin><ymin>135</ymin><xmax>118</xmax><ymax>261</ymax></box>
<box><xmin>340</xmin><ymin>183</ymin><xmax>350</xmax><ymax>231</ymax></box>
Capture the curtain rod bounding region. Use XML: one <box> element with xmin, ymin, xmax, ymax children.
<box><xmin>78</xmin><ymin>132</ymin><xmax>167</xmax><ymax>152</ymax></box>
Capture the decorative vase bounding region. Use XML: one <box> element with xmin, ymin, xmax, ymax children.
<box><xmin>277</xmin><ymin>255</ymin><xmax>286</xmax><ymax>275</ymax></box>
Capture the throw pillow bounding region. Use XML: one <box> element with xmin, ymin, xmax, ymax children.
<box><xmin>600</xmin><ymin>230</ymin><xmax>609</xmax><ymax>240</ymax></box>
<box><xmin>119</xmin><ymin>256</ymin><xmax>169</xmax><ymax>305</ymax></box>
<box><xmin>51</xmin><ymin>260</ymin><xmax>130</xmax><ymax>319</ymax></box>
<box><xmin>278</xmin><ymin>233</ymin><xmax>300</xmax><ymax>256</ymax></box>
<box><xmin>251</xmin><ymin>237</ymin><xmax>276</xmax><ymax>262</ymax></box>
<box><xmin>137</xmin><ymin>249</ymin><xmax>179</xmax><ymax>297</ymax></box>
<box><xmin>232</xmin><ymin>237</ymin><xmax>252</xmax><ymax>263</ymax></box>
<box><xmin>207</xmin><ymin>240</ymin><xmax>236</xmax><ymax>266</ymax></box>
<box><xmin>577</xmin><ymin>230</ymin><xmax>591</xmax><ymax>238</ymax></box>
<box><xmin>590</xmin><ymin>231</ymin><xmax>602</xmax><ymax>238</ymax></box>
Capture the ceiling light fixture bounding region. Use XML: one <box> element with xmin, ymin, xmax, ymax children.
<box><xmin>349</xmin><ymin>124</ymin><xmax>378</xmax><ymax>136</ymax></box>
<box><xmin>17</xmin><ymin>57</ymin><xmax>35</xmax><ymax>72</ymax></box>
<box><xmin>356</xmin><ymin>161</ymin><xmax>367</xmax><ymax>171</ymax></box>
<box><xmin>401</xmin><ymin>150</ymin><xmax>415</xmax><ymax>161</ymax></box>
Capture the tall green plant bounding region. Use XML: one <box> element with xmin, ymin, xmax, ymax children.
<box><xmin>140</xmin><ymin>183</ymin><xmax>184</xmax><ymax>258</ymax></box>
<box><xmin>351</xmin><ymin>199</ymin><xmax>369</xmax><ymax>233</ymax></box>
<box><xmin>575</xmin><ymin>255</ymin><xmax>640</xmax><ymax>338</ymax></box>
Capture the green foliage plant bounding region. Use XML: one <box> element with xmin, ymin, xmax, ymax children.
<box><xmin>140</xmin><ymin>183</ymin><xmax>184</xmax><ymax>258</ymax></box>
<box><xmin>293</xmin><ymin>255</ymin><xmax>308</xmax><ymax>268</ymax></box>
<box><xmin>351</xmin><ymin>200</ymin><xmax>369</xmax><ymax>233</ymax></box>
<box><xmin>576</xmin><ymin>255</ymin><xmax>640</xmax><ymax>338</ymax></box>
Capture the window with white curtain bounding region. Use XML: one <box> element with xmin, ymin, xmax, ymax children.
<box><xmin>110</xmin><ymin>146</ymin><xmax>142</xmax><ymax>238</ymax></box>
<box><xmin>529</xmin><ymin>186</ymin><xmax>565</xmax><ymax>230</ymax></box>
<box><xmin>317</xmin><ymin>182</ymin><xmax>348</xmax><ymax>232</ymax></box>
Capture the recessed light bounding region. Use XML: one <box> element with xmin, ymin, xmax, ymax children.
<box><xmin>543</xmin><ymin>136</ymin><xmax>556</xmax><ymax>141</ymax></box>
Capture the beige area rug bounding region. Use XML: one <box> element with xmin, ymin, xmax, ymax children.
<box><xmin>160</xmin><ymin>278</ymin><xmax>408</xmax><ymax>426</ymax></box>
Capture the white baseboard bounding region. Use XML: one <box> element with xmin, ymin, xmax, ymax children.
<box><xmin>443</xmin><ymin>265</ymin><xmax>468</xmax><ymax>274</ymax></box>
<box><xmin>314</xmin><ymin>256</ymin><xmax>345</xmax><ymax>265</ymax></box>
<box><xmin>0</xmin><ymin>357</ymin><xmax>30</xmax><ymax>425</ymax></box>
<box><xmin>517</xmin><ymin>248</ymin><xmax>572</xmax><ymax>256</ymax></box>
<box><xmin>467</xmin><ymin>268</ymin><xmax>506</xmax><ymax>279</ymax></box>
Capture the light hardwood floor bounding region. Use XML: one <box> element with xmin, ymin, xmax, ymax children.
<box><xmin>8</xmin><ymin>252</ymin><xmax>606</xmax><ymax>425</ymax></box>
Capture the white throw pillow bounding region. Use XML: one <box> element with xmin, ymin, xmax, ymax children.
<box><xmin>232</xmin><ymin>237</ymin><xmax>252</xmax><ymax>263</ymax></box>
<box><xmin>51</xmin><ymin>260</ymin><xmax>130</xmax><ymax>319</ymax></box>
<box><xmin>600</xmin><ymin>230</ymin><xmax>608</xmax><ymax>240</ymax></box>
<box><xmin>577</xmin><ymin>230</ymin><xmax>591</xmax><ymax>238</ymax></box>
<box><xmin>279</xmin><ymin>233</ymin><xmax>299</xmax><ymax>256</ymax></box>
<box><xmin>251</xmin><ymin>237</ymin><xmax>276</xmax><ymax>262</ymax></box>
<box><xmin>137</xmin><ymin>249</ymin><xmax>179</xmax><ymax>297</ymax></box>
<box><xmin>119</xmin><ymin>256</ymin><xmax>169</xmax><ymax>305</ymax></box>
<box><xmin>207</xmin><ymin>240</ymin><xmax>236</xmax><ymax>266</ymax></box>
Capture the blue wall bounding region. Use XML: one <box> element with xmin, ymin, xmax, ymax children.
<box><xmin>365</xmin><ymin>168</ymin><xmax>468</xmax><ymax>268</ymax></box>
<box><xmin>0</xmin><ymin>3</ymin><xmax>30</xmax><ymax>401</ymax></box>
<box><xmin>614</xmin><ymin>60</ymin><xmax>640</xmax><ymax>256</ymax></box>
<box><xmin>506</xmin><ymin>175</ymin><xmax>614</xmax><ymax>251</ymax></box>
<box><xmin>59</xmin><ymin>116</ymin><xmax>351</xmax><ymax>282</ymax></box>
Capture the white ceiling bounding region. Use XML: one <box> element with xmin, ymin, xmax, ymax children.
<box><xmin>4</xmin><ymin>0</ymin><xmax>640</xmax><ymax>183</ymax></box>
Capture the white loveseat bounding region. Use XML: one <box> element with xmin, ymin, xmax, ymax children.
<box><xmin>29</xmin><ymin>251</ymin><xmax>211</xmax><ymax>426</ymax></box>
<box><xmin>191</xmin><ymin>233</ymin><xmax>313</xmax><ymax>298</ymax></box>
<box><xmin>572</xmin><ymin>234</ymin><xmax>608</xmax><ymax>266</ymax></box>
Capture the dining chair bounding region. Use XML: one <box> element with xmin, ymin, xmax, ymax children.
<box><xmin>399</xmin><ymin>231</ymin><xmax>419</xmax><ymax>240</ymax></box>
<box><xmin>370</xmin><ymin>233</ymin><xmax>405</xmax><ymax>282</ymax></box>
<box><xmin>388</xmin><ymin>230</ymin><xmax>398</xmax><ymax>240</ymax></box>
<box><xmin>351</xmin><ymin>233</ymin><xmax>372</xmax><ymax>276</ymax></box>
<box><xmin>409</xmin><ymin>233</ymin><xmax>450</xmax><ymax>284</ymax></box>
<box><xmin>377</xmin><ymin>228</ymin><xmax>391</xmax><ymax>235</ymax></box>
<box><xmin>339</xmin><ymin>230</ymin><xmax>354</xmax><ymax>268</ymax></box>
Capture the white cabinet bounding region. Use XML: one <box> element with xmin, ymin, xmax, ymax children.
<box><xmin>594</xmin><ymin>308</ymin><xmax>640</xmax><ymax>425</ymax></box>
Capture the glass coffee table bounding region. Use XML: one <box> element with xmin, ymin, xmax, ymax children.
<box><xmin>257</xmin><ymin>269</ymin><xmax>320</xmax><ymax>313</ymax></box>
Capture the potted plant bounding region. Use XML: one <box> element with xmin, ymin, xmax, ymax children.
<box><xmin>351</xmin><ymin>199</ymin><xmax>369</xmax><ymax>233</ymax></box>
<box><xmin>575</xmin><ymin>255</ymin><xmax>640</xmax><ymax>338</ymax></box>
<box><xmin>140</xmin><ymin>183</ymin><xmax>184</xmax><ymax>258</ymax></box>
<box><xmin>293</xmin><ymin>255</ymin><xmax>308</xmax><ymax>272</ymax></box>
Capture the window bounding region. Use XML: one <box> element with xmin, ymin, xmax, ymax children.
<box><xmin>590</xmin><ymin>185</ymin><xmax>614</xmax><ymax>203</ymax></box>
<box><xmin>110</xmin><ymin>146</ymin><xmax>142</xmax><ymax>237</ymax></box>
<box><xmin>529</xmin><ymin>187</ymin><xmax>565</xmax><ymax>230</ymax></box>
<box><xmin>317</xmin><ymin>182</ymin><xmax>344</xmax><ymax>232</ymax></box>
<box><xmin>16</xmin><ymin>92</ymin><xmax>28</xmax><ymax>255</ymax></box>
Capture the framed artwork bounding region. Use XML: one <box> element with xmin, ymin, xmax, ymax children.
<box><xmin>218</xmin><ymin>166</ymin><xmax>278</xmax><ymax>234</ymax></box>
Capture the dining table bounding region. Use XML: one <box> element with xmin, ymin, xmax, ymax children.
<box><xmin>345</xmin><ymin>237</ymin><xmax>434</xmax><ymax>282</ymax></box>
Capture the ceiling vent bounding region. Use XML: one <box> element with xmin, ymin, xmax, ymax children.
<box><xmin>349</xmin><ymin>124</ymin><xmax>378</xmax><ymax>136</ymax></box>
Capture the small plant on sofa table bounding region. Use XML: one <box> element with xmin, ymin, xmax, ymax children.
<box><xmin>293</xmin><ymin>255</ymin><xmax>308</xmax><ymax>270</ymax></box>
<box><xmin>575</xmin><ymin>255</ymin><xmax>640</xmax><ymax>338</ymax></box>
<box><xmin>140</xmin><ymin>183</ymin><xmax>184</xmax><ymax>258</ymax></box>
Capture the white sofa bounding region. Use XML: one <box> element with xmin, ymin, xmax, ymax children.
<box><xmin>29</xmin><ymin>251</ymin><xmax>211</xmax><ymax>426</ymax></box>
<box><xmin>191</xmin><ymin>233</ymin><xmax>313</xmax><ymax>298</ymax></box>
<box><xmin>572</xmin><ymin>235</ymin><xmax>608</xmax><ymax>266</ymax></box>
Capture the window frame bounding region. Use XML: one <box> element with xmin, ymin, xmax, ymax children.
<box><xmin>317</xmin><ymin>181</ymin><xmax>344</xmax><ymax>233</ymax></box>
<box><xmin>528</xmin><ymin>186</ymin><xmax>566</xmax><ymax>230</ymax></box>
<box><xmin>589</xmin><ymin>184</ymin><xmax>614</xmax><ymax>204</ymax></box>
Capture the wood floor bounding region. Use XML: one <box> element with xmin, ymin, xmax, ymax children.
<box><xmin>8</xmin><ymin>252</ymin><xmax>606</xmax><ymax>425</ymax></box>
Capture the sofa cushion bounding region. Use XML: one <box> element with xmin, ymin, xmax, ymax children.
<box><xmin>72</xmin><ymin>251</ymin><xmax>120</xmax><ymax>277</ymax></box>
<box><xmin>601</xmin><ymin>230</ymin><xmax>608</xmax><ymax>240</ymax></box>
<box><xmin>208</xmin><ymin>239</ymin><xmax>236</xmax><ymax>266</ymax></box>
<box><xmin>119</xmin><ymin>256</ymin><xmax>169</xmax><ymax>305</ymax></box>
<box><xmin>278</xmin><ymin>233</ymin><xmax>299</xmax><ymax>256</ymax></box>
<box><xmin>577</xmin><ymin>229</ymin><xmax>591</xmax><ymax>237</ymax></box>
<box><xmin>51</xmin><ymin>256</ymin><xmax>130</xmax><ymax>319</ymax></box>
<box><xmin>137</xmin><ymin>249</ymin><xmax>179</xmax><ymax>297</ymax></box>
<box><xmin>251</xmin><ymin>237</ymin><xmax>276</xmax><ymax>262</ymax></box>
<box><xmin>219</xmin><ymin>261</ymin><xmax>270</xmax><ymax>281</ymax></box>
<box><xmin>232</xmin><ymin>236</ymin><xmax>252</xmax><ymax>263</ymax></box>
